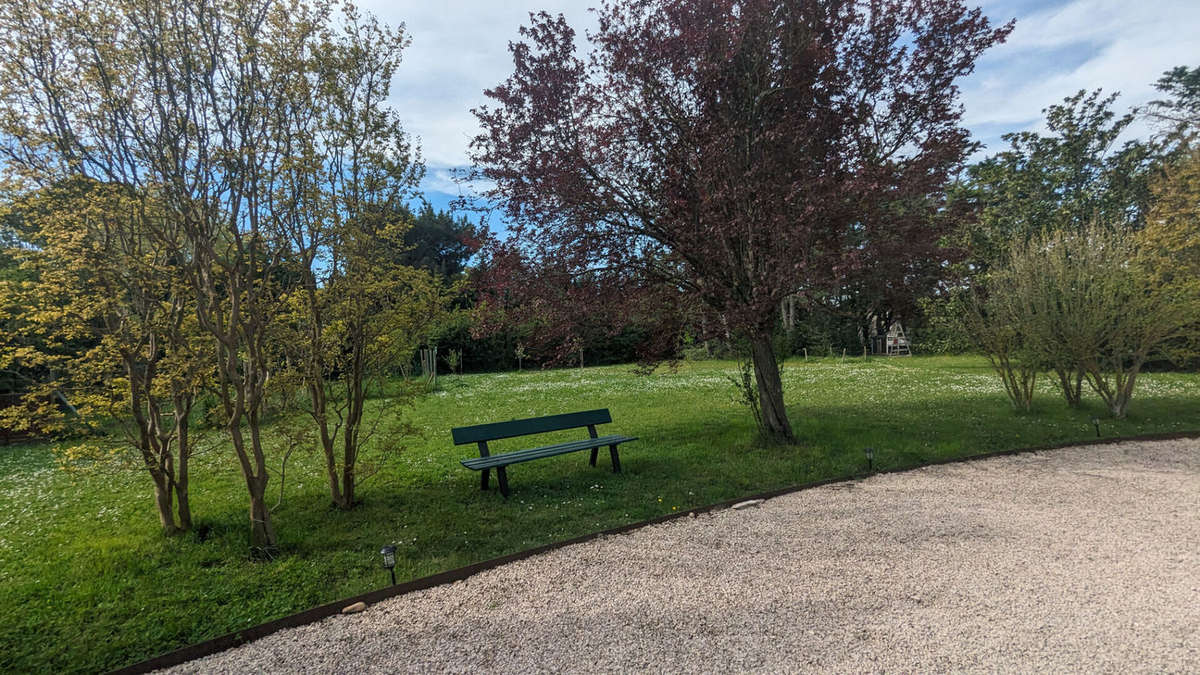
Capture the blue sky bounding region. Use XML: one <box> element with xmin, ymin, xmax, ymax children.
<box><xmin>359</xmin><ymin>0</ymin><xmax>1200</xmax><ymax>218</ymax></box>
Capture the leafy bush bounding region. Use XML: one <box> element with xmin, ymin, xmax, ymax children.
<box><xmin>970</xmin><ymin>225</ymin><xmax>1197</xmax><ymax>417</ymax></box>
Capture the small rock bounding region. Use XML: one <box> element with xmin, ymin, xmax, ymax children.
<box><xmin>341</xmin><ymin>601</ymin><xmax>368</xmax><ymax>614</ymax></box>
<box><xmin>688</xmin><ymin>512</ymin><xmax>697</xmax><ymax>519</ymax></box>
<box><xmin>731</xmin><ymin>499</ymin><xmax>765</xmax><ymax>510</ymax></box>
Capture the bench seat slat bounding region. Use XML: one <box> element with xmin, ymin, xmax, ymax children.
<box><xmin>461</xmin><ymin>434</ymin><xmax>637</xmax><ymax>470</ymax></box>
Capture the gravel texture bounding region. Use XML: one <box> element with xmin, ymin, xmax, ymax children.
<box><xmin>168</xmin><ymin>439</ymin><xmax>1200</xmax><ymax>673</ymax></box>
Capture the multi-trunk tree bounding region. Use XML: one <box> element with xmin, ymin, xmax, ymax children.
<box><xmin>2</xmin><ymin>0</ymin><xmax>443</xmax><ymax>545</ymax></box>
<box><xmin>471</xmin><ymin>0</ymin><xmax>1012</xmax><ymax>442</ymax></box>
<box><xmin>0</xmin><ymin>0</ymin><xmax>418</xmax><ymax>553</ymax></box>
<box><xmin>272</xmin><ymin>8</ymin><xmax>452</xmax><ymax>511</ymax></box>
<box><xmin>0</xmin><ymin>0</ymin><xmax>310</xmax><ymax>552</ymax></box>
<box><xmin>961</xmin><ymin>288</ymin><xmax>1039</xmax><ymax>412</ymax></box>
<box><xmin>0</xmin><ymin>180</ymin><xmax>205</xmax><ymax>535</ymax></box>
<box><xmin>974</xmin><ymin>225</ymin><xmax>1191</xmax><ymax>418</ymax></box>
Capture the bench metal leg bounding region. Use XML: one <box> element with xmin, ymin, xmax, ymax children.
<box><xmin>589</xmin><ymin>448</ymin><xmax>598</xmax><ymax>467</ymax></box>
<box><xmin>609</xmin><ymin>444</ymin><xmax>621</xmax><ymax>473</ymax></box>
<box><xmin>496</xmin><ymin>466</ymin><xmax>510</xmax><ymax>498</ymax></box>
<box><xmin>481</xmin><ymin>468</ymin><xmax>490</xmax><ymax>491</ymax></box>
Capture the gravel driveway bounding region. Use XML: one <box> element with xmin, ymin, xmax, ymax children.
<box><xmin>169</xmin><ymin>438</ymin><xmax>1200</xmax><ymax>673</ymax></box>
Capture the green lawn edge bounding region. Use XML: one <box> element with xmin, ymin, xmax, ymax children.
<box><xmin>1</xmin><ymin>355</ymin><xmax>1198</xmax><ymax>673</ymax></box>
<box><xmin>115</xmin><ymin>427</ymin><xmax>1200</xmax><ymax>675</ymax></box>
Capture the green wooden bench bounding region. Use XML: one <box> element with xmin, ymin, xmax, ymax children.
<box><xmin>453</xmin><ymin>409</ymin><xmax>637</xmax><ymax>498</ymax></box>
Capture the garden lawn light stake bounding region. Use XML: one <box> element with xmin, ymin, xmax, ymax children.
<box><xmin>865</xmin><ymin>447</ymin><xmax>875</xmax><ymax>473</ymax></box>
<box><xmin>380</xmin><ymin>545</ymin><xmax>397</xmax><ymax>585</ymax></box>
<box><xmin>1092</xmin><ymin>417</ymin><xmax>1101</xmax><ymax>437</ymax></box>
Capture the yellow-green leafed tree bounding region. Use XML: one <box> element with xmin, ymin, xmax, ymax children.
<box><xmin>1141</xmin><ymin>149</ymin><xmax>1200</xmax><ymax>281</ymax></box>
<box><xmin>1138</xmin><ymin>148</ymin><xmax>1200</xmax><ymax>366</ymax></box>
<box><xmin>0</xmin><ymin>0</ymin><xmax>340</xmax><ymax>555</ymax></box>
<box><xmin>263</xmin><ymin>7</ymin><xmax>453</xmax><ymax>510</ymax></box>
<box><xmin>0</xmin><ymin>179</ymin><xmax>206</xmax><ymax>534</ymax></box>
<box><xmin>278</xmin><ymin>225</ymin><xmax>454</xmax><ymax>510</ymax></box>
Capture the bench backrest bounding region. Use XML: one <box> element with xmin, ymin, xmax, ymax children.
<box><xmin>451</xmin><ymin>409</ymin><xmax>613</xmax><ymax>445</ymax></box>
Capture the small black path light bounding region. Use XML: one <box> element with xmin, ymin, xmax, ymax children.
<box><xmin>380</xmin><ymin>545</ymin><xmax>397</xmax><ymax>586</ymax></box>
<box><xmin>864</xmin><ymin>447</ymin><xmax>875</xmax><ymax>473</ymax></box>
<box><xmin>1091</xmin><ymin>416</ymin><xmax>1101</xmax><ymax>438</ymax></box>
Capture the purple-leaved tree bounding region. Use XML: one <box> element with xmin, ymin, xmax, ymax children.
<box><xmin>471</xmin><ymin>0</ymin><xmax>1012</xmax><ymax>442</ymax></box>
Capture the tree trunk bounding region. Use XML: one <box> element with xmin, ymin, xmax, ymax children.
<box><xmin>1083</xmin><ymin>358</ymin><xmax>1142</xmax><ymax>419</ymax></box>
<box><xmin>341</xmin><ymin>465</ymin><xmax>356</xmax><ymax>509</ymax></box>
<box><xmin>228</xmin><ymin>415</ymin><xmax>279</xmax><ymax>555</ymax></box>
<box><xmin>331</xmin><ymin>404</ymin><xmax>361</xmax><ymax>512</ymax></box>
<box><xmin>152</xmin><ymin>476</ymin><xmax>179</xmax><ymax>536</ymax></box>
<box><xmin>175</xmin><ymin>480</ymin><xmax>192</xmax><ymax>532</ymax></box>
<box><xmin>325</xmin><ymin>444</ymin><xmax>346</xmax><ymax>508</ymax></box>
<box><xmin>175</xmin><ymin>406</ymin><xmax>192</xmax><ymax>531</ymax></box>
<box><xmin>992</xmin><ymin>354</ymin><xmax>1036</xmax><ymax>411</ymax></box>
<box><xmin>748</xmin><ymin>331</ymin><xmax>794</xmax><ymax>444</ymax></box>
<box><xmin>335</xmin><ymin>337</ymin><xmax>367</xmax><ymax>511</ymax></box>
<box><xmin>1111</xmin><ymin>368</ymin><xmax>1139</xmax><ymax>419</ymax></box>
<box><xmin>311</xmin><ymin>381</ymin><xmax>346</xmax><ymax>509</ymax></box>
<box><xmin>130</xmin><ymin>359</ymin><xmax>190</xmax><ymax>536</ymax></box>
<box><xmin>247</xmin><ymin>479</ymin><xmax>277</xmax><ymax>557</ymax></box>
<box><xmin>247</xmin><ymin>408</ymin><xmax>278</xmax><ymax>555</ymax></box>
<box><xmin>1054</xmin><ymin>367</ymin><xmax>1084</xmax><ymax>407</ymax></box>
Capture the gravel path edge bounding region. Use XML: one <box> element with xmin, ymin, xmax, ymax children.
<box><xmin>112</xmin><ymin>430</ymin><xmax>1200</xmax><ymax>674</ymax></box>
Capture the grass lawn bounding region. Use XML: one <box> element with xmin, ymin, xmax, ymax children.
<box><xmin>1</xmin><ymin>355</ymin><xmax>1198</xmax><ymax>672</ymax></box>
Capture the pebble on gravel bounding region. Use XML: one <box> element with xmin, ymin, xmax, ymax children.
<box><xmin>340</xmin><ymin>602</ymin><xmax>367</xmax><ymax>614</ymax></box>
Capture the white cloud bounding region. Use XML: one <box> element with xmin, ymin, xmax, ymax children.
<box><xmin>963</xmin><ymin>0</ymin><xmax>1200</xmax><ymax>143</ymax></box>
<box><xmin>359</xmin><ymin>0</ymin><xmax>596</xmax><ymax>169</ymax></box>
<box><xmin>419</xmin><ymin>166</ymin><xmax>493</xmax><ymax>198</ymax></box>
<box><xmin>998</xmin><ymin>0</ymin><xmax>1137</xmax><ymax>50</ymax></box>
<box><xmin>360</xmin><ymin>0</ymin><xmax>1198</xmax><ymax>170</ymax></box>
